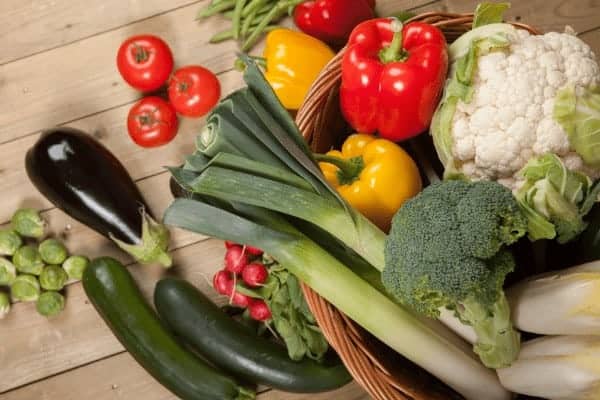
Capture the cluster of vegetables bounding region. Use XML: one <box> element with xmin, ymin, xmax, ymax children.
<box><xmin>83</xmin><ymin>257</ymin><xmax>351</xmax><ymax>400</ymax></box>
<box><xmin>214</xmin><ymin>241</ymin><xmax>330</xmax><ymax>361</ymax></box>
<box><xmin>199</xmin><ymin>0</ymin><xmax>375</xmax><ymax>50</ymax></box>
<box><xmin>0</xmin><ymin>209</ymin><xmax>89</xmax><ymax>318</ymax></box>
<box><xmin>160</xmin><ymin>0</ymin><xmax>600</xmax><ymax>394</ymax></box>
<box><xmin>116</xmin><ymin>35</ymin><xmax>221</xmax><ymax>147</ymax></box>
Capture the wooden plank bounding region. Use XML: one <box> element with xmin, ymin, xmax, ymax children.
<box><xmin>580</xmin><ymin>28</ymin><xmax>600</xmax><ymax>62</ymax></box>
<box><xmin>0</xmin><ymin>0</ymin><xmax>202</xmax><ymax>65</ymax></box>
<box><xmin>444</xmin><ymin>0</ymin><xmax>600</xmax><ymax>33</ymax></box>
<box><xmin>0</xmin><ymin>68</ymin><xmax>243</xmax><ymax>225</ymax></box>
<box><xmin>0</xmin><ymin>3</ymin><xmax>240</xmax><ymax>145</ymax></box>
<box><xmin>2</xmin><ymin>350</ymin><xmax>368</xmax><ymax>400</ymax></box>
<box><xmin>376</xmin><ymin>0</ymin><xmax>441</xmax><ymax>15</ymax></box>
<box><xmin>0</xmin><ymin>238</ymin><xmax>227</xmax><ymax>393</ymax></box>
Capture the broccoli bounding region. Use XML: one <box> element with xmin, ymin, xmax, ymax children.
<box><xmin>383</xmin><ymin>180</ymin><xmax>527</xmax><ymax>368</ymax></box>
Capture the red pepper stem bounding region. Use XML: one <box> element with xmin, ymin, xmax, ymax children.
<box><xmin>314</xmin><ymin>154</ymin><xmax>364</xmax><ymax>185</ymax></box>
<box><xmin>379</xmin><ymin>18</ymin><xmax>409</xmax><ymax>63</ymax></box>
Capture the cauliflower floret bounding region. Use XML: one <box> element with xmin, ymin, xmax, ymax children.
<box><xmin>450</xmin><ymin>29</ymin><xmax>600</xmax><ymax>191</ymax></box>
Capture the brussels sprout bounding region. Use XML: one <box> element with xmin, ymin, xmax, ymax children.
<box><xmin>11</xmin><ymin>209</ymin><xmax>45</xmax><ymax>239</ymax></box>
<box><xmin>0</xmin><ymin>229</ymin><xmax>22</xmax><ymax>256</ymax></box>
<box><xmin>39</xmin><ymin>265</ymin><xmax>68</xmax><ymax>291</ymax></box>
<box><xmin>62</xmin><ymin>255</ymin><xmax>89</xmax><ymax>280</ymax></box>
<box><xmin>11</xmin><ymin>274</ymin><xmax>41</xmax><ymax>302</ymax></box>
<box><xmin>13</xmin><ymin>245</ymin><xmax>44</xmax><ymax>275</ymax></box>
<box><xmin>38</xmin><ymin>239</ymin><xmax>68</xmax><ymax>265</ymax></box>
<box><xmin>36</xmin><ymin>291</ymin><xmax>65</xmax><ymax>317</ymax></box>
<box><xmin>0</xmin><ymin>257</ymin><xmax>17</xmax><ymax>285</ymax></box>
<box><xmin>0</xmin><ymin>292</ymin><xmax>10</xmax><ymax>319</ymax></box>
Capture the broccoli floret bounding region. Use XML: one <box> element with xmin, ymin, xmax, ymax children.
<box><xmin>383</xmin><ymin>180</ymin><xmax>527</xmax><ymax>368</ymax></box>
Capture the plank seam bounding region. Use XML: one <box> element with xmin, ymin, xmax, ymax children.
<box><xmin>0</xmin><ymin>0</ymin><xmax>205</xmax><ymax>67</ymax></box>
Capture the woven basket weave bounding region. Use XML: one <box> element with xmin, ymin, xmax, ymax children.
<box><xmin>296</xmin><ymin>12</ymin><xmax>540</xmax><ymax>400</ymax></box>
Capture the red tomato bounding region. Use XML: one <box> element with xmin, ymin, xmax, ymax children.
<box><xmin>168</xmin><ymin>66</ymin><xmax>221</xmax><ymax>117</ymax></box>
<box><xmin>127</xmin><ymin>96</ymin><xmax>178</xmax><ymax>148</ymax></box>
<box><xmin>117</xmin><ymin>35</ymin><xmax>174</xmax><ymax>92</ymax></box>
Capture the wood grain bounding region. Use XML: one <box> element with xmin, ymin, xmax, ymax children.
<box><xmin>374</xmin><ymin>0</ymin><xmax>441</xmax><ymax>15</ymax></box>
<box><xmin>580</xmin><ymin>28</ymin><xmax>600</xmax><ymax>61</ymax></box>
<box><xmin>0</xmin><ymin>0</ymin><xmax>202</xmax><ymax>65</ymax></box>
<box><xmin>0</xmin><ymin>3</ymin><xmax>239</xmax><ymax>145</ymax></box>
<box><xmin>2</xmin><ymin>350</ymin><xmax>368</xmax><ymax>400</ymax></box>
<box><xmin>444</xmin><ymin>0</ymin><xmax>600</xmax><ymax>33</ymax></box>
<box><xmin>0</xmin><ymin>68</ymin><xmax>243</xmax><ymax>225</ymax></box>
<box><xmin>0</xmin><ymin>238</ymin><xmax>226</xmax><ymax>393</ymax></box>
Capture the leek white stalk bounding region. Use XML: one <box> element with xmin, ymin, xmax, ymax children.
<box><xmin>508</xmin><ymin>260</ymin><xmax>600</xmax><ymax>335</ymax></box>
<box><xmin>498</xmin><ymin>335</ymin><xmax>600</xmax><ymax>400</ymax></box>
<box><xmin>165</xmin><ymin>199</ymin><xmax>511</xmax><ymax>400</ymax></box>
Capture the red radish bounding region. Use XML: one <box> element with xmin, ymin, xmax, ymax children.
<box><xmin>224</xmin><ymin>245</ymin><xmax>248</xmax><ymax>275</ymax></box>
<box><xmin>244</xmin><ymin>245</ymin><xmax>264</xmax><ymax>256</ymax></box>
<box><xmin>231</xmin><ymin>291</ymin><xmax>252</xmax><ymax>308</ymax></box>
<box><xmin>213</xmin><ymin>270</ymin><xmax>234</xmax><ymax>296</ymax></box>
<box><xmin>249</xmin><ymin>300</ymin><xmax>272</xmax><ymax>321</ymax></box>
<box><xmin>225</xmin><ymin>241</ymin><xmax>238</xmax><ymax>249</ymax></box>
<box><xmin>242</xmin><ymin>263</ymin><xmax>268</xmax><ymax>287</ymax></box>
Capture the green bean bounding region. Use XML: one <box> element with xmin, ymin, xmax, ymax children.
<box><xmin>232</xmin><ymin>0</ymin><xmax>248</xmax><ymax>39</ymax></box>
<box><xmin>197</xmin><ymin>0</ymin><xmax>236</xmax><ymax>19</ymax></box>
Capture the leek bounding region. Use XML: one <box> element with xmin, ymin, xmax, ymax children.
<box><xmin>164</xmin><ymin>199</ymin><xmax>510</xmax><ymax>400</ymax></box>
<box><xmin>508</xmin><ymin>260</ymin><xmax>600</xmax><ymax>335</ymax></box>
<box><xmin>498</xmin><ymin>335</ymin><xmax>600</xmax><ymax>400</ymax></box>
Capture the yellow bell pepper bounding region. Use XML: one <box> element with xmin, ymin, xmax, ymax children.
<box><xmin>318</xmin><ymin>134</ymin><xmax>422</xmax><ymax>232</ymax></box>
<box><xmin>263</xmin><ymin>28</ymin><xmax>335</xmax><ymax>110</ymax></box>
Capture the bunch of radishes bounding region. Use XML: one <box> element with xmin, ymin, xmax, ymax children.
<box><xmin>213</xmin><ymin>241</ymin><xmax>272</xmax><ymax>321</ymax></box>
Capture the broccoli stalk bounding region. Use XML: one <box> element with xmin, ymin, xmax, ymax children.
<box><xmin>383</xmin><ymin>180</ymin><xmax>527</xmax><ymax>368</ymax></box>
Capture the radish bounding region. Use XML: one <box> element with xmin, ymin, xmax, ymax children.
<box><xmin>249</xmin><ymin>300</ymin><xmax>272</xmax><ymax>321</ymax></box>
<box><xmin>213</xmin><ymin>270</ymin><xmax>233</xmax><ymax>296</ymax></box>
<box><xmin>224</xmin><ymin>240</ymin><xmax>238</xmax><ymax>249</ymax></box>
<box><xmin>244</xmin><ymin>245</ymin><xmax>263</xmax><ymax>256</ymax></box>
<box><xmin>231</xmin><ymin>291</ymin><xmax>252</xmax><ymax>308</ymax></box>
<box><xmin>242</xmin><ymin>263</ymin><xmax>268</xmax><ymax>287</ymax></box>
<box><xmin>224</xmin><ymin>245</ymin><xmax>248</xmax><ymax>275</ymax></box>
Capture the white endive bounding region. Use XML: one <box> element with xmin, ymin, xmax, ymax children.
<box><xmin>507</xmin><ymin>260</ymin><xmax>600</xmax><ymax>335</ymax></box>
<box><xmin>498</xmin><ymin>335</ymin><xmax>600</xmax><ymax>400</ymax></box>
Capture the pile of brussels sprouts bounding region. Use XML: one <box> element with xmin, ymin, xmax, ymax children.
<box><xmin>0</xmin><ymin>209</ymin><xmax>89</xmax><ymax>319</ymax></box>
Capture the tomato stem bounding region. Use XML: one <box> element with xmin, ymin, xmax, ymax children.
<box><xmin>379</xmin><ymin>18</ymin><xmax>409</xmax><ymax>63</ymax></box>
<box><xmin>133</xmin><ymin>44</ymin><xmax>150</xmax><ymax>63</ymax></box>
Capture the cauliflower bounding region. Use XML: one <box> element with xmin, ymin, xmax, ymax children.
<box><xmin>432</xmin><ymin>19</ymin><xmax>600</xmax><ymax>243</ymax></box>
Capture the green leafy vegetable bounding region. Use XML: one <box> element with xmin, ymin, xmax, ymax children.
<box><xmin>0</xmin><ymin>257</ymin><xmax>17</xmax><ymax>286</ymax></box>
<box><xmin>11</xmin><ymin>274</ymin><xmax>41</xmax><ymax>302</ymax></box>
<box><xmin>36</xmin><ymin>291</ymin><xmax>65</xmax><ymax>317</ymax></box>
<box><xmin>0</xmin><ymin>292</ymin><xmax>9</xmax><ymax>319</ymax></box>
<box><xmin>62</xmin><ymin>255</ymin><xmax>89</xmax><ymax>280</ymax></box>
<box><xmin>516</xmin><ymin>154</ymin><xmax>600</xmax><ymax>243</ymax></box>
<box><xmin>0</xmin><ymin>230</ymin><xmax>22</xmax><ymax>256</ymax></box>
<box><xmin>383</xmin><ymin>180</ymin><xmax>526</xmax><ymax>368</ymax></box>
<box><xmin>38</xmin><ymin>239</ymin><xmax>68</xmax><ymax>265</ymax></box>
<box><xmin>39</xmin><ymin>265</ymin><xmax>68</xmax><ymax>291</ymax></box>
<box><xmin>13</xmin><ymin>245</ymin><xmax>45</xmax><ymax>275</ymax></box>
<box><xmin>11</xmin><ymin>208</ymin><xmax>45</xmax><ymax>239</ymax></box>
<box><xmin>472</xmin><ymin>2</ymin><xmax>510</xmax><ymax>28</ymax></box>
<box><xmin>554</xmin><ymin>85</ymin><xmax>600</xmax><ymax>167</ymax></box>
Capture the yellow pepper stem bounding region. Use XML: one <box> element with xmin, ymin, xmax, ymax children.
<box><xmin>315</xmin><ymin>153</ymin><xmax>364</xmax><ymax>185</ymax></box>
<box><xmin>379</xmin><ymin>18</ymin><xmax>409</xmax><ymax>63</ymax></box>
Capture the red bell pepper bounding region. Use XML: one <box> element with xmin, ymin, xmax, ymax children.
<box><xmin>293</xmin><ymin>0</ymin><xmax>376</xmax><ymax>46</ymax></box>
<box><xmin>340</xmin><ymin>18</ymin><xmax>448</xmax><ymax>142</ymax></box>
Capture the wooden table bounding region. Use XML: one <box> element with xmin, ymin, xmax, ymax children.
<box><xmin>0</xmin><ymin>1</ymin><xmax>598</xmax><ymax>399</ymax></box>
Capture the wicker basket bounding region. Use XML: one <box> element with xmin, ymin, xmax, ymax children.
<box><xmin>296</xmin><ymin>12</ymin><xmax>540</xmax><ymax>400</ymax></box>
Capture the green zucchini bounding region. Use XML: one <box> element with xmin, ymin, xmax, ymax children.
<box><xmin>82</xmin><ymin>257</ymin><xmax>255</xmax><ymax>400</ymax></box>
<box><xmin>154</xmin><ymin>277</ymin><xmax>352</xmax><ymax>393</ymax></box>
